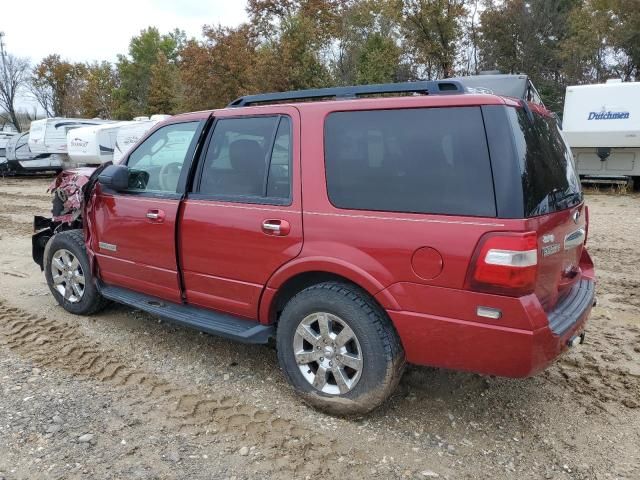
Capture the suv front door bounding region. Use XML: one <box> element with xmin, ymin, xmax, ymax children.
<box><xmin>90</xmin><ymin>119</ymin><xmax>205</xmax><ymax>302</ymax></box>
<box><xmin>180</xmin><ymin>107</ymin><xmax>302</xmax><ymax>319</ymax></box>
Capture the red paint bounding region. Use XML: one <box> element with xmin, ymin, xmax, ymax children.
<box><xmin>84</xmin><ymin>93</ymin><xmax>595</xmax><ymax>379</ymax></box>
<box><xmin>411</xmin><ymin>247</ymin><xmax>444</xmax><ymax>280</ymax></box>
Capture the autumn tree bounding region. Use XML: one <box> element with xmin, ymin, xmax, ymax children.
<box><xmin>80</xmin><ymin>61</ymin><xmax>118</xmax><ymax>119</ymax></box>
<box><xmin>180</xmin><ymin>24</ymin><xmax>260</xmax><ymax>111</ymax></box>
<box><xmin>0</xmin><ymin>53</ymin><xmax>30</xmax><ymax>131</ymax></box>
<box><xmin>402</xmin><ymin>0</ymin><xmax>468</xmax><ymax>79</ymax></box>
<box><xmin>331</xmin><ymin>0</ymin><xmax>411</xmax><ymax>85</ymax></box>
<box><xmin>31</xmin><ymin>54</ymin><xmax>86</xmax><ymax>117</ymax></box>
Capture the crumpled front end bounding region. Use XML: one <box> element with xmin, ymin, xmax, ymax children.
<box><xmin>32</xmin><ymin>167</ymin><xmax>98</xmax><ymax>270</ymax></box>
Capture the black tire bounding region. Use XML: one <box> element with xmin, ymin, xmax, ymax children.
<box><xmin>276</xmin><ymin>281</ymin><xmax>405</xmax><ymax>416</ymax></box>
<box><xmin>44</xmin><ymin>229</ymin><xmax>108</xmax><ymax>315</ymax></box>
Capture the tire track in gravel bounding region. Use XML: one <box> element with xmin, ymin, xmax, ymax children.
<box><xmin>0</xmin><ymin>300</ymin><xmax>373</xmax><ymax>478</ymax></box>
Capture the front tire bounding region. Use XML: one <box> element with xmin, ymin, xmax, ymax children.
<box><xmin>276</xmin><ymin>281</ymin><xmax>405</xmax><ymax>416</ymax></box>
<box><xmin>44</xmin><ymin>230</ymin><xmax>108</xmax><ymax>315</ymax></box>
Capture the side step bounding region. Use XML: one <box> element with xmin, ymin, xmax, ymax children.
<box><xmin>98</xmin><ymin>283</ymin><xmax>274</xmax><ymax>344</ymax></box>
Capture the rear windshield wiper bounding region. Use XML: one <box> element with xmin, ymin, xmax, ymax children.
<box><xmin>554</xmin><ymin>190</ymin><xmax>583</xmax><ymax>208</ymax></box>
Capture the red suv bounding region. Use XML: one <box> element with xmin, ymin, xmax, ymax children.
<box><xmin>33</xmin><ymin>81</ymin><xmax>595</xmax><ymax>415</ymax></box>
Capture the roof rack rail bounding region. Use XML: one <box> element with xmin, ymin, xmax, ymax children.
<box><xmin>227</xmin><ymin>80</ymin><xmax>465</xmax><ymax>108</ymax></box>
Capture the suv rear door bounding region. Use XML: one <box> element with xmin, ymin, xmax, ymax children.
<box><xmin>511</xmin><ymin>107</ymin><xmax>586</xmax><ymax>309</ymax></box>
<box><xmin>179</xmin><ymin>106</ymin><xmax>302</xmax><ymax>319</ymax></box>
<box><xmin>89</xmin><ymin>118</ymin><xmax>205</xmax><ymax>302</ymax></box>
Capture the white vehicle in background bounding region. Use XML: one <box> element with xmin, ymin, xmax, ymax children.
<box><xmin>0</xmin><ymin>131</ymin><xmax>17</xmax><ymax>173</ymax></box>
<box><xmin>28</xmin><ymin>118</ymin><xmax>113</xmax><ymax>158</ymax></box>
<box><xmin>113</xmin><ymin>115</ymin><xmax>170</xmax><ymax>163</ymax></box>
<box><xmin>563</xmin><ymin>79</ymin><xmax>640</xmax><ymax>187</ymax></box>
<box><xmin>5</xmin><ymin>131</ymin><xmax>63</xmax><ymax>173</ymax></box>
<box><xmin>67</xmin><ymin>121</ymin><xmax>134</xmax><ymax>165</ymax></box>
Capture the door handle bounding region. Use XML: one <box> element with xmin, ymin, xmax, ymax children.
<box><xmin>146</xmin><ymin>209</ymin><xmax>166</xmax><ymax>223</ymax></box>
<box><xmin>262</xmin><ymin>219</ymin><xmax>290</xmax><ymax>236</ymax></box>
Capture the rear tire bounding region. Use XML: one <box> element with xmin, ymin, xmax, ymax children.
<box><xmin>44</xmin><ymin>230</ymin><xmax>108</xmax><ymax>315</ymax></box>
<box><xmin>276</xmin><ymin>281</ymin><xmax>405</xmax><ymax>416</ymax></box>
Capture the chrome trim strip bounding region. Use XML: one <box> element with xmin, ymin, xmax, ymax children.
<box><xmin>304</xmin><ymin>211</ymin><xmax>505</xmax><ymax>227</ymax></box>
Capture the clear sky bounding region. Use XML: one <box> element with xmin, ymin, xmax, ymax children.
<box><xmin>2</xmin><ymin>0</ymin><xmax>248</xmax><ymax>111</ymax></box>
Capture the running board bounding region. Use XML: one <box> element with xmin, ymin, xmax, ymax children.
<box><xmin>97</xmin><ymin>283</ymin><xmax>274</xmax><ymax>344</ymax></box>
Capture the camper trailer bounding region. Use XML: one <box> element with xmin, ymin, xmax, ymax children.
<box><xmin>67</xmin><ymin>121</ymin><xmax>133</xmax><ymax>165</ymax></box>
<box><xmin>447</xmin><ymin>73</ymin><xmax>545</xmax><ymax>106</ymax></box>
<box><xmin>112</xmin><ymin>115</ymin><xmax>171</xmax><ymax>162</ymax></box>
<box><xmin>28</xmin><ymin>118</ymin><xmax>112</xmax><ymax>156</ymax></box>
<box><xmin>5</xmin><ymin>131</ymin><xmax>63</xmax><ymax>173</ymax></box>
<box><xmin>0</xmin><ymin>131</ymin><xmax>17</xmax><ymax>173</ymax></box>
<box><xmin>563</xmin><ymin>80</ymin><xmax>640</xmax><ymax>185</ymax></box>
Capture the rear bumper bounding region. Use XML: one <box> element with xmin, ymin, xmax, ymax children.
<box><xmin>387</xmin><ymin>251</ymin><xmax>596</xmax><ymax>378</ymax></box>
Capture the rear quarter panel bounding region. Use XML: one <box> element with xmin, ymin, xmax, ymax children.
<box><xmin>268</xmin><ymin>97</ymin><xmax>532</xmax><ymax>330</ymax></box>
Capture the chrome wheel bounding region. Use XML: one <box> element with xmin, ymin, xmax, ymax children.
<box><xmin>293</xmin><ymin>312</ymin><xmax>363</xmax><ymax>395</ymax></box>
<box><xmin>50</xmin><ymin>248</ymin><xmax>85</xmax><ymax>303</ymax></box>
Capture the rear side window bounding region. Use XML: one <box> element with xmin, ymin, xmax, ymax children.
<box><xmin>324</xmin><ymin>107</ymin><xmax>496</xmax><ymax>217</ymax></box>
<box><xmin>198</xmin><ymin>116</ymin><xmax>291</xmax><ymax>202</ymax></box>
<box><xmin>508</xmin><ymin>108</ymin><xmax>582</xmax><ymax>217</ymax></box>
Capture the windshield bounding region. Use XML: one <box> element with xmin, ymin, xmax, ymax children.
<box><xmin>508</xmin><ymin>107</ymin><xmax>582</xmax><ymax>217</ymax></box>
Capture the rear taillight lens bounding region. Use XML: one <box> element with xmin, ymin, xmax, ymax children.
<box><xmin>466</xmin><ymin>232</ymin><xmax>538</xmax><ymax>296</ymax></box>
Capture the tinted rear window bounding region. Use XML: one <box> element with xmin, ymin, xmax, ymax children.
<box><xmin>324</xmin><ymin>107</ymin><xmax>496</xmax><ymax>217</ymax></box>
<box><xmin>508</xmin><ymin>107</ymin><xmax>582</xmax><ymax>217</ymax></box>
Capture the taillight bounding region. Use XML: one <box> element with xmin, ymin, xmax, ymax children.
<box><xmin>466</xmin><ymin>232</ymin><xmax>538</xmax><ymax>296</ymax></box>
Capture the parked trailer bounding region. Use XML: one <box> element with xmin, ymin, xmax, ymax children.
<box><xmin>67</xmin><ymin>121</ymin><xmax>133</xmax><ymax>165</ymax></box>
<box><xmin>5</xmin><ymin>131</ymin><xmax>63</xmax><ymax>173</ymax></box>
<box><xmin>113</xmin><ymin>115</ymin><xmax>171</xmax><ymax>163</ymax></box>
<box><xmin>28</xmin><ymin>118</ymin><xmax>112</xmax><ymax>156</ymax></box>
<box><xmin>0</xmin><ymin>131</ymin><xmax>17</xmax><ymax>173</ymax></box>
<box><xmin>563</xmin><ymin>80</ymin><xmax>640</xmax><ymax>186</ymax></box>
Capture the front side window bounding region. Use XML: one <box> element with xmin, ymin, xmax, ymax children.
<box><xmin>324</xmin><ymin>107</ymin><xmax>496</xmax><ymax>217</ymax></box>
<box><xmin>198</xmin><ymin>116</ymin><xmax>291</xmax><ymax>202</ymax></box>
<box><xmin>126</xmin><ymin>121</ymin><xmax>199</xmax><ymax>193</ymax></box>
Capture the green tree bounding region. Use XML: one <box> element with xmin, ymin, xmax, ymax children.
<box><xmin>479</xmin><ymin>0</ymin><xmax>581</xmax><ymax>111</ymax></box>
<box><xmin>148</xmin><ymin>52</ymin><xmax>180</xmax><ymax>114</ymax></box>
<box><xmin>114</xmin><ymin>27</ymin><xmax>184</xmax><ymax>118</ymax></box>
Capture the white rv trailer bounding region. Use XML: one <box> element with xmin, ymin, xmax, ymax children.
<box><xmin>5</xmin><ymin>131</ymin><xmax>63</xmax><ymax>173</ymax></box>
<box><xmin>28</xmin><ymin>118</ymin><xmax>112</xmax><ymax>156</ymax></box>
<box><xmin>67</xmin><ymin>121</ymin><xmax>134</xmax><ymax>165</ymax></box>
<box><xmin>563</xmin><ymin>80</ymin><xmax>640</xmax><ymax>184</ymax></box>
<box><xmin>0</xmin><ymin>131</ymin><xmax>17</xmax><ymax>171</ymax></box>
<box><xmin>113</xmin><ymin>115</ymin><xmax>171</xmax><ymax>163</ymax></box>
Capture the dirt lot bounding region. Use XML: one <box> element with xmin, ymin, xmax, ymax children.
<box><xmin>0</xmin><ymin>176</ymin><xmax>638</xmax><ymax>480</ymax></box>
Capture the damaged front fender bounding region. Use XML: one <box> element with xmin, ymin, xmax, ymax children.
<box><xmin>32</xmin><ymin>165</ymin><xmax>109</xmax><ymax>270</ymax></box>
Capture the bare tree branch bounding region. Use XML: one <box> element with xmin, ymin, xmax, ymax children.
<box><xmin>0</xmin><ymin>53</ymin><xmax>30</xmax><ymax>132</ymax></box>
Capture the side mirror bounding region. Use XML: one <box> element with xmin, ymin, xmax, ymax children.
<box><xmin>98</xmin><ymin>164</ymin><xmax>129</xmax><ymax>191</ymax></box>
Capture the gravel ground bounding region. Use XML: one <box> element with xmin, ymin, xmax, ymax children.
<box><xmin>0</xmin><ymin>176</ymin><xmax>638</xmax><ymax>480</ymax></box>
